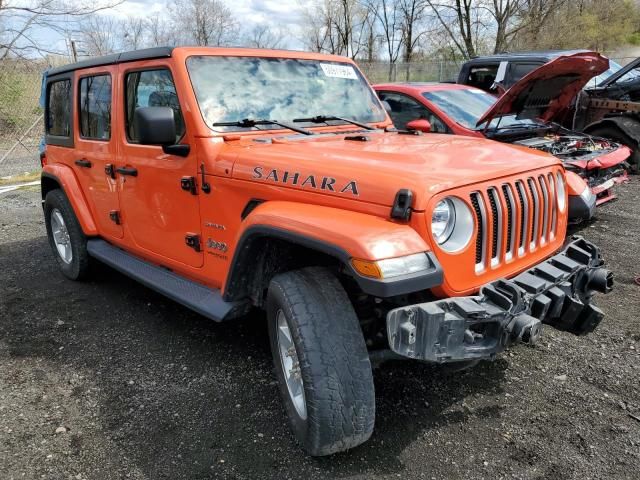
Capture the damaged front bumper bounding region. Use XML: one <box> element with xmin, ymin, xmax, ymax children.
<box><xmin>386</xmin><ymin>237</ymin><xmax>613</xmax><ymax>363</ymax></box>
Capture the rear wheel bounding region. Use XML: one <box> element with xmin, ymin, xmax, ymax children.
<box><xmin>267</xmin><ymin>267</ymin><xmax>375</xmax><ymax>456</ymax></box>
<box><xmin>588</xmin><ymin>125</ymin><xmax>640</xmax><ymax>173</ymax></box>
<box><xmin>44</xmin><ymin>189</ymin><xmax>91</xmax><ymax>280</ymax></box>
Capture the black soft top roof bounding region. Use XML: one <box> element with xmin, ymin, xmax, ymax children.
<box><xmin>47</xmin><ymin>47</ymin><xmax>173</xmax><ymax>76</ymax></box>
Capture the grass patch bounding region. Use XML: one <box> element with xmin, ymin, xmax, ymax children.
<box><xmin>0</xmin><ymin>171</ymin><xmax>40</xmax><ymax>186</ymax></box>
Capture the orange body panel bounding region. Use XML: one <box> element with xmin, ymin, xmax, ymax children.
<box><xmin>43</xmin><ymin>46</ymin><xmax>571</xmax><ymax>299</ymax></box>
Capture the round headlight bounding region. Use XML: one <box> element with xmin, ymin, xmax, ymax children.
<box><xmin>432</xmin><ymin>199</ymin><xmax>455</xmax><ymax>244</ymax></box>
<box><xmin>431</xmin><ymin>197</ymin><xmax>474</xmax><ymax>252</ymax></box>
<box><xmin>556</xmin><ymin>172</ymin><xmax>566</xmax><ymax>212</ymax></box>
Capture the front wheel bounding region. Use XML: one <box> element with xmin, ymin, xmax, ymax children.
<box><xmin>267</xmin><ymin>267</ymin><xmax>375</xmax><ymax>456</ymax></box>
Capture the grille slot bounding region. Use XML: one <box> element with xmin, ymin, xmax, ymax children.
<box><xmin>501</xmin><ymin>183</ymin><xmax>516</xmax><ymax>259</ymax></box>
<box><xmin>488</xmin><ymin>188</ymin><xmax>502</xmax><ymax>265</ymax></box>
<box><xmin>538</xmin><ymin>175</ymin><xmax>549</xmax><ymax>243</ymax></box>
<box><xmin>470</xmin><ymin>192</ymin><xmax>486</xmax><ymax>270</ymax></box>
<box><xmin>527</xmin><ymin>178</ymin><xmax>540</xmax><ymax>248</ymax></box>
<box><xmin>469</xmin><ymin>172</ymin><xmax>557</xmax><ymax>273</ymax></box>
<box><xmin>515</xmin><ymin>181</ymin><xmax>528</xmax><ymax>253</ymax></box>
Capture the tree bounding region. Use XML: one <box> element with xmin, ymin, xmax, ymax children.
<box><xmin>425</xmin><ymin>0</ymin><xmax>484</xmax><ymax>58</ymax></box>
<box><xmin>0</xmin><ymin>0</ymin><xmax>123</xmax><ymax>59</ymax></box>
<box><xmin>244</xmin><ymin>24</ymin><xmax>286</xmax><ymax>49</ymax></box>
<box><xmin>79</xmin><ymin>14</ymin><xmax>119</xmax><ymax>56</ymax></box>
<box><xmin>364</xmin><ymin>0</ymin><xmax>404</xmax><ymax>78</ymax></box>
<box><xmin>300</xmin><ymin>0</ymin><xmax>371</xmax><ymax>58</ymax></box>
<box><xmin>169</xmin><ymin>0</ymin><xmax>238</xmax><ymax>46</ymax></box>
<box><xmin>120</xmin><ymin>17</ymin><xmax>146</xmax><ymax>51</ymax></box>
<box><xmin>146</xmin><ymin>13</ymin><xmax>176</xmax><ymax>47</ymax></box>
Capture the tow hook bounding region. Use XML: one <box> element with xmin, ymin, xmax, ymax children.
<box><xmin>512</xmin><ymin>314</ymin><xmax>543</xmax><ymax>345</ymax></box>
<box><xmin>587</xmin><ymin>268</ymin><xmax>614</xmax><ymax>294</ymax></box>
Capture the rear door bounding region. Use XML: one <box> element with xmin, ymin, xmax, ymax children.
<box><xmin>73</xmin><ymin>66</ymin><xmax>123</xmax><ymax>239</ymax></box>
<box><xmin>116</xmin><ymin>63</ymin><xmax>203</xmax><ymax>268</ymax></box>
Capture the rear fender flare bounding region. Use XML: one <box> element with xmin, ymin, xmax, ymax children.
<box><xmin>223</xmin><ymin>201</ymin><xmax>443</xmax><ymax>301</ymax></box>
<box><xmin>41</xmin><ymin>164</ymin><xmax>97</xmax><ymax>236</ymax></box>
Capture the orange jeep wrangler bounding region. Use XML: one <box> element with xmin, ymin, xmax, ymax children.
<box><xmin>41</xmin><ymin>47</ymin><xmax>613</xmax><ymax>456</ymax></box>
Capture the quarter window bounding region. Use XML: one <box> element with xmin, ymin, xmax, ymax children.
<box><xmin>125</xmin><ymin>69</ymin><xmax>185</xmax><ymax>142</ymax></box>
<box><xmin>46</xmin><ymin>79</ymin><xmax>71</xmax><ymax>137</ymax></box>
<box><xmin>79</xmin><ymin>75</ymin><xmax>112</xmax><ymax>140</ymax></box>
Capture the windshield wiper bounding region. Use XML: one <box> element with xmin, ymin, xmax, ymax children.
<box><xmin>293</xmin><ymin>115</ymin><xmax>376</xmax><ymax>130</ymax></box>
<box><xmin>211</xmin><ymin>118</ymin><xmax>313</xmax><ymax>136</ymax></box>
<box><xmin>484</xmin><ymin>123</ymin><xmax>547</xmax><ymax>132</ymax></box>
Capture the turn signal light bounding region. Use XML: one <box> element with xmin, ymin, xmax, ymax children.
<box><xmin>351</xmin><ymin>259</ymin><xmax>383</xmax><ymax>279</ymax></box>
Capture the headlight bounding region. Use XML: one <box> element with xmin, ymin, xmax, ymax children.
<box><xmin>432</xmin><ymin>199</ymin><xmax>455</xmax><ymax>244</ymax></box>
<box><xmin>351</xmin><ymin>253</ymin><xmax>432</xmax><ymax>279</ymax></box>
<box><xmin>556</xmin><ymin>172</ymin><xmax>566</xmax><ymax>212</ymax></box>
<box><xmin>430</xmin><ymin>196</ymin><xmax>474</xmax><ymax>253</ymax></box>
<box><xmin>377</xmin><ymin>253</ymin><xmax>432</xmax><ymax>278</ymax></box>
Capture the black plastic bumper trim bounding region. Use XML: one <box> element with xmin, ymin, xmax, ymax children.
<box><xmin>386</xmin><ymin>236</ymin><xmax>612</xmax><ymax>363</ymax></box>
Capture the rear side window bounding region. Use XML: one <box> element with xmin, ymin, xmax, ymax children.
<box><xmin>125</xmin><ymin>69</ymin><xmax>185</xmax><ymax>142</ymax></box>
<box><xmin>46</xmin><ymin>79</ymin><xmax>71</xmax><ymax>137</ymax></box>
<box><xmin>466</xmin><ymin>65</ymin><xmax>499</xmax><ymax>92</ymax></box>
<box><xmin>79</xmin><ymin>75</ymin><xmax>112</xmax><ymax>140</ymax></box>
<box><xmin>508</xmin><ymin>63</ymin><xmax>543</xmax><ymax>85</ymax></box>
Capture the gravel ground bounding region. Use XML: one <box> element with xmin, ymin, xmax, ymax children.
<box><xmin>0</xmin><ymin>180</ymin><xmax>639</xmax><ymax>480</ymax></box>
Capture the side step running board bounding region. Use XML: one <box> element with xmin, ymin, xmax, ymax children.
<box><xmin>87</xmin><ymin>239</ymin><xmax>242</xmax><ymax>321</ymax></box>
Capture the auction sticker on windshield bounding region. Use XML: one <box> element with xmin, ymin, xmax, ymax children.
<box><xmin>320</xmin><ymin>63</ymin><xmax>358</xmax><ymax>80</ymax></box>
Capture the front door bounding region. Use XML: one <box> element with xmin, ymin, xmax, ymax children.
<box><xmin>117</xmin><ymin>65</ymin><xmax>203</xmax><ymax>268</ymax></box>
<box><xmin>74</xmin><ymin>67</ymin><xmax>123</xmax><ymax>239</ymax></box>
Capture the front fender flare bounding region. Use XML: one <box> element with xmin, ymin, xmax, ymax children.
<box><xmin>41</xmin><ymin>164</ymin><xmax>97</xmax><ymax>236</ymax></box>
<box><xmin>223</xmin><ymin>201</ymin><xmax>443</xmax><ymax>300</ymax></box>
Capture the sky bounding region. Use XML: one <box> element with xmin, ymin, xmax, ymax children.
<box><xmin>23</xmin><ymin>0</ymin><xmax>306</xmax><ymax>58</ymax></box>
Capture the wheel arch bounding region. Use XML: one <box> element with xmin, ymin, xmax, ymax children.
<box><xmin>222</xmin><ymin>201</ymin><xmax>444</xmax><ymax>304</ymax></box>
<box><xmin>41</xmin><ymin>165</ymin><xmax>98</xmax><ymax>236</ymax></box>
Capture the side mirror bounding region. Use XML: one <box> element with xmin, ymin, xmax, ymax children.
<box><xmin>134</xmin><ymin>106</ymin><xmax>176</xmax><ymax>145</ymax></box>
<box><xmin>406</xmin><ymin>118</ymin><xmax>431</xmax><ymax>133</ymax></box>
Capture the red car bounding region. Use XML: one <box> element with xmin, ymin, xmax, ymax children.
<box><xmin>375</xmin><ymin>54</ymin><xmax>630</xmax><ymax>222</ymax></box>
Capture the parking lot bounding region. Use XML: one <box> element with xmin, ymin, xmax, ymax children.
<box><xmin>0</xmin><ymin>180</ymin><xmax>639</xmax><ymax>480</ymax></box>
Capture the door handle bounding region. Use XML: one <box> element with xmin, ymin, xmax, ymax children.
<box><xmin>115</xmin><ymin>166</ymin><xmax>138</xmax><ymax>177</ymax></box>
<box><xmin>75</xmin><ymin>159</ymin><xmax>92</xmax><ymax>168</ymax></box>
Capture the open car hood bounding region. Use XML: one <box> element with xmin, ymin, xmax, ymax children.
<box><xmin>476</xmin><ymin>52</ymin><xmax>609</xmax><ymax>127</ymax></box>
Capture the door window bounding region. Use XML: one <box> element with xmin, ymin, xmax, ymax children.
<box><xmin>125</xmin><ymin>69</ymin><xmax>185</xmax><ymax>142</ymax></box>
<box><xmin>79</xmin><ymin>74</ymin><xmax>112</xmax><ymax>140</ymax></box>
<box><xmin>378</xmin><ymin>92</ymin><xmax>448</xmax><ymax>133</ymax></box>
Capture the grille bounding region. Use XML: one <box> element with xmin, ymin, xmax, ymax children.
<box><xmin>470</xmin><ymin>173</ymin><xmax>558</xmax><ymax>272</ymax></box>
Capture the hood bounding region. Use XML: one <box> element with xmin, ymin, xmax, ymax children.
<box><xmin>229</xmin><ymin>132</ymin><xmax>559</xmax><ymax>211</ymax></box>
<box><xmin>477</xmin><ymin>52</ymin><xmax>609</xmax><ymax>127</ymax></box>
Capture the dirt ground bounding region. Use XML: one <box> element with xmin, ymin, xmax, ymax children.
<box><xmin>0</xmin><ymin>180</ymin><xmax>639</xmax><ymax>480</ymax></box>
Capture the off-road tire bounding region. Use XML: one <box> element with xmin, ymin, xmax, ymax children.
<box><xmin>44</xmin><ymin>189</ymin><xmax>91</xmax><ymax>280</ymax></box>
<box><xmin>588</xmin><ymin>125</ymin><xmax>640</xmax><ymax>173</ymax></box>
<box><xmin>266</xmin><ymin>267</ymin><xmax>375</xmax><ymax>456</ymax></box>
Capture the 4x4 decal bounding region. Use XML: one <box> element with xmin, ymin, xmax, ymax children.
<box><xmin>253</xmin><ymin>166</ymin><xmax>359</xmax><ymax>196</ymax></box>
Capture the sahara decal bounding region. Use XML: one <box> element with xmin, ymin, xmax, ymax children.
<box><xmin>252</xmin><ymin>166</ymin><xmax>359</xmax><ymax>196</ymax></box>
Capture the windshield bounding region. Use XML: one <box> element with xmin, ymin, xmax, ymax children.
<box><xmin>422</xmin><ymin>89</ymin><xmax>543</xmax><ymax>130</ymax></box>
<box><xmin>585</xmin><ymin>60</ymin><xmax>640</xmax><ymax>87</ymax></box>
<box><xmin>186</xmin><ymin>56</ymin><xmax>386</xmax><ymax>132</ymax></box>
